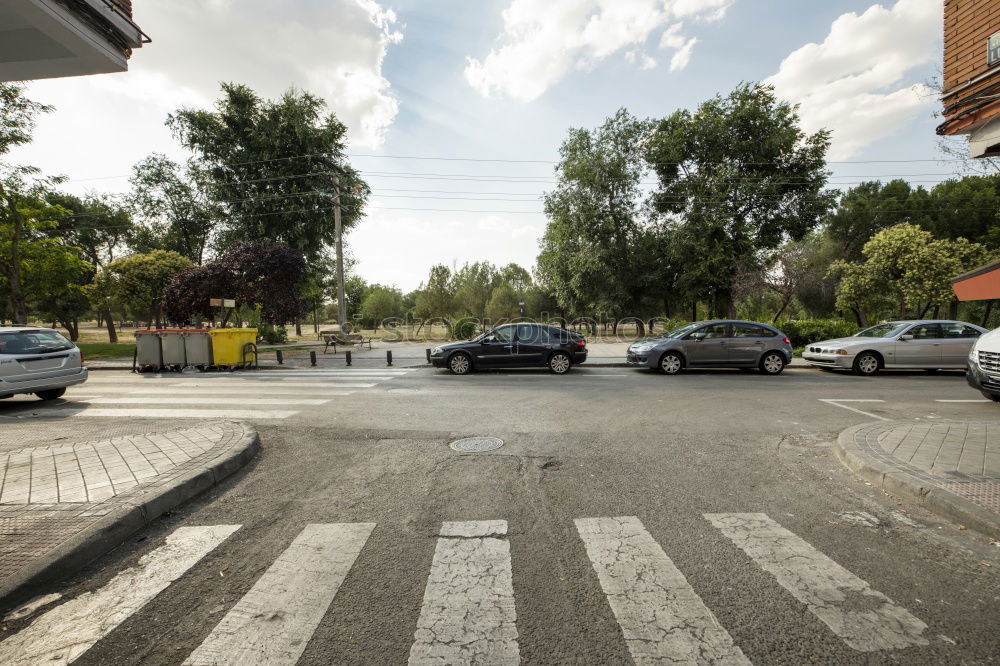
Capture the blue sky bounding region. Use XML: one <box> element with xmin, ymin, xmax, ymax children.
<box><xmin>13</xmin><ymin>0</ymin><xmax>952</xmax><ymax>291</ymax></box>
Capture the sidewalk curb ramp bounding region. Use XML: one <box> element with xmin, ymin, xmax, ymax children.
<box><xmin>835</xmin><ymin>422</ymin><xmax>998</xmax><ymax>538</ymax></box>
<box><xmin>0</xmin><ymin>422</ymin><xmax>259</xmax><ymax>604</ymax></box>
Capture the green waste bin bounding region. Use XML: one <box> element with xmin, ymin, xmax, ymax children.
<box><xmin>208</xmin><ymin>328</ymin><xmax>257</xmax><ymax>367</ymax></box>
<box><xmin>135</xmin><ymin>330</ymin><xmax>162</xmax><ymax>370</ymax></box>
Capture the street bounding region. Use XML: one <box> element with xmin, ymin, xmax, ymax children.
<box><xmin>1</xmin><ymin>364</ymin><xmax>998</xmax><ymax>664</ymax></box>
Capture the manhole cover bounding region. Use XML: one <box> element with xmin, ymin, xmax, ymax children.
<box><xmin>449</xmin><ymin>436</ymin><xmax>504</xmax><ymax>453</ymax></box>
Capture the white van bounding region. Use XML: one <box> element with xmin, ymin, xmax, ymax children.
<box><xmin>0</xmin><ymin>327</ymin><xmax>88</xmax><ymax>400</ymax></box>
<box><xmin>966</xmin><ymin>326</ymin><xmax>1000</xmax><ymax>402</ymax></box>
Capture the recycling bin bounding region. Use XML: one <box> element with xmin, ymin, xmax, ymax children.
<box><xmin>183</xmin><ymin>330</ymin><xmax>213</xmax><ymax>367</ymax></box>
<box><xmin>208</xmin><ymin>328</ymin><xmax>258</xmax><ymax>366</ymax></box>
<box><xmin>134</xmin><ymin>330</ymin><xmax>162</xmax><ymax>370</ymax></box>
<box><xmin>158</xmin><ymin>330</ymin><xmax>187</xmax><ymax>368</ymax></box>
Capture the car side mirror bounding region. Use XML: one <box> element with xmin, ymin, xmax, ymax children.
<box><xmin>899</xmin><ymin>334</ymin><xmax>913</xmax><ymax>341</ymax></box>
<box><xmin>691</xmin><ymin>332</ymin><xmax>707</xmax><ymax>341</ymax></box>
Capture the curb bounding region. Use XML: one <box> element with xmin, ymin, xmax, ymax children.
<box><xmin>0</xmin><ymin>423</ymin><xmax>260</xmax><ymax>604</ymax></box>
<box><xmin>834</xmin><ymin>423</ymin><xmax>998</xmax><ymax>538</ymax></box>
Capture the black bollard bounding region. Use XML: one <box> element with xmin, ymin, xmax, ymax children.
<box><xmin>387</xmin><ymin>350</ymin><xmax>393</xmax><ymax>366</ymax></box>
<box><xmin>276</xmin><ymin>349</ymin><xmax>283</xmax><ymax>365</ymax></box>
<box><xmin>346</xmin><ymin>350</ymin><xmax>352</xmax><ymax>366</ymax></box>
<box><xmin>425</xmin><ymin>348</ymin><xmax>431</xmax><ymax>363</ymax></box>
<box><xmin>310</xmin><ymin>351</ymin><xmax>317</xmax><ymax>366</ymax></box>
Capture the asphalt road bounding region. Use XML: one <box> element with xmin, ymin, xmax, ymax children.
<box><xmin>1</xmin><ymin>364</ymin><xmax>998</xmax><ymax>664</ymax></box>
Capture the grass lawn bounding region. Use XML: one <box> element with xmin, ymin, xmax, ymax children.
<box><xmin>78</xmin><ymin>343</ymin><xmax>135</xmax><ymax>359</ymax></box>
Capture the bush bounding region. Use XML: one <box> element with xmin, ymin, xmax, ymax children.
<box><xmin>258</xmin><ymin>323</ymin><xmax>288</xmax><ymax>344</ymax></box>
<box><xmin>778</xmin><ymin>319</ymin><xmax>857</xmax><ymax>347</ymax></box>
<box><xmin>450</xmin><ymin>317</ymin><xmax>479</xmax><ymax>340</ymax></box>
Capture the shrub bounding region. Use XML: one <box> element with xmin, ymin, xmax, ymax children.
<box><xmin>450</xmin><ymin>317</ymin><xmax>479</xmax><ymax>340</ymax></box>
<box><xmin>258</xmin><ymin>323</ymin><xmax>288</xmax><ymax>344</ymax></box>
<box><xmin>778</xmin><ymin>319</ymin><xmax>857</xmax><ymax>347</ymax></box>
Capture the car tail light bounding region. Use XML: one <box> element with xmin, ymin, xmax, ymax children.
<box><xmin>782</xmin><ymin>337</ymin><xmax>790</xmax><ymax>344</ymax></box>
<box><xmin>79</xmin><ymin>349</ymin><xmax>85</xmax><ymax>366</ymax></box>
<box><xmin>577</xmin><ymin>339</ymin><xmax>586</xmax><ymax>347</ymax></box>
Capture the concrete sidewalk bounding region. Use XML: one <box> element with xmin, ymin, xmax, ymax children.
<box><xmin>836</xmin><ymin>421</ymin><xmax>999</xmax><ymax>537</ymax></box>
<box><xmin>0</xmin><ymin>422</ymin><xmax>258</xmax><ymax>603</ymax></box>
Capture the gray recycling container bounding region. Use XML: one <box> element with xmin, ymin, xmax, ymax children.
<box><xmin>183</xmin><ymin>330</ymin><xmax>213</xmax><ymax>367</ymax></box>
<box><xmin>158</xmin><ymin>330</ymin><xmax>187</xmax><ymax>367</ymax></box>
<box><xmin>135</xmin><ymin>330</ymin><xmax>163</xmax><ymax>369</ymax></box>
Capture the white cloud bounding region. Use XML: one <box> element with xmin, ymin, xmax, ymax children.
<box><xmin>9</xmin><ymin>0</ymin><xmax>403</xmax><ymax>194</ymax></box>
<box><xmin>465</xmin><ymin>0</ymin><xmax>736</xmax><ymax>101</ymax></box>
<box><xmin>765</xmin><ymin>0</ymin><xmax>939</xmax><ymax>160</ymax></box>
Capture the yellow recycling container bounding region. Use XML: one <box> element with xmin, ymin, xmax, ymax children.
<box><xmin>208</xmin><ymin>328</ymin><xmax>258</xmax><ymax>367</ymax></box>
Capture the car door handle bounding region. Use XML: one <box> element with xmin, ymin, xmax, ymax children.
<box><xmin>503</xmin><ymin>345</ymin><xmax>513</xmax><ymax>348</ymax></box>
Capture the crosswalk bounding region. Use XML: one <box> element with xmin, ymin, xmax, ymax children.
<box><xmin>47</xmin><ymin>368</ymin><xmax>414</xmax><ymax>420</ymax></box>
<box><xmin>0</xmin><ymin>514</ymin><xmax>931</xmax><ymax>665</ymax></box>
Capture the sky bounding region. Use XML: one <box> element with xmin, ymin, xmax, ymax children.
<box><xmin>10</xmin><ymin>0</ymin><xmax>954</xmax><ymax>292</ymax></box>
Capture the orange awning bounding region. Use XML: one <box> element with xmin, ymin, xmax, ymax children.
<box><xmin>952</xmin><ymin>259</ymin><xmax>1000</xmax><ymax>301</ymax></box>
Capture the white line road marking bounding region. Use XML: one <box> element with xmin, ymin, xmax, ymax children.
<box><xmin>185</xmin><ymin>523</ymin><xmax>375</xmax><ymax>666</ymax></box>
<box><xmin>705</xmin><ymin>513</ymin><xmax>928</xmax><ymax>651</ymax></box>
<box><xmin>39</xmin><ymin>408</ymin><xmax>299</xmax><ymax>419</ymax></box>
<box><xmin>935</xmin><ymin>399</ymin><xmax>990</xmax><ymax>403</ymax></box>
<box><xmin>82</xmin><ymin>397</ymin><xmax>332</xmax><ymax>406</ymax></box>
<box><xmin>85</xmin><ymin>379</ymin><xmax>380</xmax><ymax>388</ymax></box>
<box><xmin>575</xmin><ymin>516</ymin><xmax>749</xmax><ymax>665</ymax></box>
<box><xmin>409</xmin><ymin>520</ymin><xmax>519</xmax><ymax>665</ymax></box>
<box><xmin>818</xmin><ymin>399</ymin><xmax>890</xmax><ymax>421</ymax></box>
<box><xmin>0</xmin><ymin>525</ymin><xmax>239</xmax><ymax>665</ymax></box>
<box><xmin>69</xmin><ymin>388</ymin><xmax>355</xmax><ymax>396</ymax></box>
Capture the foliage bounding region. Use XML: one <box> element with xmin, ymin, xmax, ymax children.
<box><xmin>168</xmin><ymin>83</ymin><xmax>369</xmax><ymax>260</ymax></box>
<box><xmin>0</xmin><ymin>83</ymin><xmax>53</xmax><ymax>155</ymax></box>
<box><xmin>453</xmin><ymin>261</ymin><xmax>497</xmax><ymax>320</ymax></box>
<box><xmin>413</xmin><ymin>264</ymin><xmax>454</xmax><ymax>320</ymax></box>
<box><xmin>825</xmin><ymin>180</ymin><xmax>915</xmax><ymax>262</ymax></box>
<box><xmin>258</xmin><ymin>323</ymin><xmax>288</xmax><ymax>344</ymax></box>
<box><xmin>777</xmin><ymin>319</ymin><xmax>858</xmax><ymax>348</ymax></box>
<box><xmin>106</xmin><ymin>250</ymin><xmax>193</xmax><ymax>325</ymax></box>
<box><xmin>486</xmin><ymin>283</ymin><xmax>521</xmax><ymax>320</ymax></box>
<box><xmin>360</xmin><ymin>285</ymin><xmax>404</xmax><ymax>330</ymax></box>
<box><xmin>450</xmin><ymin>317</ymin><xmax>479</xmax><ymax>340</ymax></box>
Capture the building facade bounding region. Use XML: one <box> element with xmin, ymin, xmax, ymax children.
<box><xmin>938</xmin><ymin>0</ymin><xmax>1000</xmax><ymax>157</ymax></box>
<box><xmin>0</xmin><ymin>0</ymin><xmax>148</xmax><ymax>82</ymax></box>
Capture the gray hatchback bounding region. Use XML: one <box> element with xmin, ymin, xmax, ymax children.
<box><xmin>626</xmin><ymin>320</ymin><xmax>794</xmax><ymax>375</ymax></box>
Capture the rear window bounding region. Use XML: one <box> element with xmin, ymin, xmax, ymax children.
<box><xmin>0</xmin><ymin>330</ymin><xmax>74</xmax><ymax>355</ymax></box>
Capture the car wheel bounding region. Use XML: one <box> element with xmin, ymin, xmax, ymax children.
<box><xmin>448</xmin><ymin>352</ymin><xmax>472</xmax><ymax>375</ymax></box>
<box><xmin>659</xmin><ymin>352</ymin><xmax>683</xmax><ymax>375</ymax></box>
<box><xmin>981</xmin><ymin>391</ymin><xmax>1000</xmax><ymax>403</ymax></box>
<box><xmin>35</xmin><ymin>388</ymin><xmax>66</xmax><ymax>401</ymax></box>
<box><xmin>759</xmin><ymin>352</ymin><xmax>786</xmax><ymax>375</ymax></box>
<box><xmin>853</xmin><ymin>352</ymin><xmax>880</xmax><ymax>376</ymax></box>
<box><xmin>549</xmin><ymin>351</ymin><xmax>571</xmax><ymax>374</ymax></box>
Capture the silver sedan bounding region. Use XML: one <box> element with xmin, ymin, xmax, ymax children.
<box><xmin>801</xmin><ymin>320</ymin><xmax>987</xmax><ymax>376</ymax></box>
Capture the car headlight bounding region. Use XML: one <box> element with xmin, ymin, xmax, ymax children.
<box><xmin>632</xmin><ymin>344</ymin><xmax>654</xmax><ymax>353</ymax></box>
<box><xmin>431</xmin><ymin>346</ymin><xmax>444</xmax><ymax>356</ymax></box>
<box><xmin>969</xmin><ymin>347</ymin><xmax>978</xmax><ymax>365</ymax></box>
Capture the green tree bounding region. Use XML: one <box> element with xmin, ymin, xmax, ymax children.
<box><xmin>644</xmin><ymin>83</ymin><xmax>833</xmax><ymax>318</ymax></box>
<box><xmin>107</xmin><ymin>250</ymin><xmax>192</xmax><ymax>328</ymax></box>
<box><xmin>361</xmin><ymin>285</ymin><xmax>403</xmax><ymax>331</ymax></box>
<box><xmin>825</xmin><ymin>180</ymin><xmax>917</xmax><ymax>262</ymax></box>
<box><xmin>414</xmin><ymin>264</ymin><xmax>455</xmax><ymax>321</ymax></box>
<box><xmin>485</xmin><ymin>283</ymin><xmax>520</xmax><ymax>321</ymax></box>
<box><xmin>452</xmin><ymin>261</ymin><xmax>497</xmax><ymax>320</ymax></box>
<box><xmin>168</xmin><ymin>83</ymin><xmax>369</xmax><ymax>260</ymax></box>
<box><xmin>920</xmin><ymin>175</ymin><xmax>1000</xmax><ymax>248</ymax></box>
<box><xmin>538</xmin><ymin>109</ymin><xmax>656</xmax><ymax>331</ymax></box>
<box><xmin>25</xmin><ymin>241</ymin><xmax>92</xmax><ymax>340</ymax></box>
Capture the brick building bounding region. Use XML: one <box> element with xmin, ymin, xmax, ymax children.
<box><xmin>0</xmin><ymin>0</ymin><xmax>148</xmax><ymax>82</ymax></box>
<box><xmin>938</xmin><ymin>0</ymin><xmax>1000</xmax><ymax>157</ymax></box>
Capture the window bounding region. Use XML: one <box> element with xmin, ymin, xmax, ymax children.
<box><xmin>516</xmin><ymin>324</ymin><xmax>541</xmax><ymax>343</ymax></box>
<box><xmin>856</xmin><ymin>323</ymin><xmax>907</xmax><ymax>338</ymax></box>
<box><xmin>905</xmin><ymin>323</ymin><xmax>942</xmax><ymax>340</ymax></box>
<box><xmin>489</xmin><ymin>325</ymin><xmax>515</xmax><ymax>343</ymax></box>
<box><xmin>942</xmin><ymin>324</ymin><xmax>982</xmax><ymax>339</ymax></box>
<box><xmin>990</xmin><ymin>31</ymin><xmax>1000</xmax><ymax>67</ymax></box>
<box><xmin>0</xmin><ymin>330</ymin><xmax>73</xmax><ymax>355</ymax></box>
<box><xmin>690</xmin><ymin>323</ymin><xmax>728</xmax><ymax>339</ymax></box>
<box><xmin>732</xmin><ymin>324</ymin><xmax>773</xmax><ymax>338</ymax></box>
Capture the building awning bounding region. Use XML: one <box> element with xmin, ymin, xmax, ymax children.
<box><xmin>952</xmin><ymin>259</ymin><xmax>1000</xmax><ymax>301</ymax></box>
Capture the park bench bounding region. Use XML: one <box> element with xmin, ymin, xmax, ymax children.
<box><xmin>321</xmin><ymin>331</ymin><xmax>374</xmax><ymax>353</ymax></box>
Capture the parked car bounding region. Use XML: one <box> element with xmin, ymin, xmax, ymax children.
<box><xmin>966</xmin><ymin>326</ymin><xmax>1000</xmax><ymax>401</ymax></box>
<box><xmin>802</xmin><ymin>320</ymin><xmax>986</xmax><ymax>376</ymax></box>
<box><xmin>430</xmin><ymin>322</ymin><xmax>587</xmax><ymax>374</ymax></box>
<box><xmin>0</xmin><ymin>327</ymin><xmax>87</xmax><ymax>400</ymax></box>
<box><xmin>626</xmin><ymin>320</ymin><xmax>793</xmax><ymax>375</ymax></box>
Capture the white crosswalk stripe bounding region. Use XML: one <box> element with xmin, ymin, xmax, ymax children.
<box><xmin>705</xmin><ymin>513</ymin><xmax>929</xmax><ymax>651</ymax></box>
<box><xmin>409</xmin><ymin>520</ymin><xmax>519</xmax><ymax>665</ymax></box>
<box><xmin>575</xmin><ymin>516</ymin><xmax>749</xmax><ymax>665</ymax></box>
<box><xmin>44</xmin><ymin>369</ymin><xmax>414</xmax><ymax>420</ymax></box>
<box><xmin>0</xmin><ymin>515</ymin><xmax>934</xmax><ymax>663</ymax></box>
<box><xmin>0</xmin><ymin>525</ymin><xmax>240</xmax><ymax>665</ymax></box>
<box><xmin>185</xmin><ymin>523</ymin><xmax>375</xmax><ymax>666</ymax></box>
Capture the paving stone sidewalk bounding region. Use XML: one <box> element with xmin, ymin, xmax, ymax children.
<box><xmin>0</xmin><ymin>422</ymin><xmax>258</xmax><ymax>602</ymax></box>
<box><xmin>836</xmin><ymin>421</ymin><xmax>999</xmax><ymax>536</ymax></box>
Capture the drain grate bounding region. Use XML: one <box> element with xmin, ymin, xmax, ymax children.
<box><xmin>449</xmin><ymin>436</ymin><xmax>504</xmax><ymax>453</ymax></box>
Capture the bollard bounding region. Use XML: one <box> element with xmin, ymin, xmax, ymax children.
<box><xmin>346</xmin><ymin>350</ymin><xmax>352</xmax><ymax>366</ymax></box>
<box><xmin>276</xmin><ymin>349</ymin><xmax>283</xmax><ymax>365</ymax></box>
<box><xmin>425</xmin><ymin>348</ymin><xmax>431</xmax><ymax>363</ymax></box>
<box><xmin>310</xmin><ymin>350</ymin><xmax>317</xmax><ymax>366</ymax></box>
<box><xmin>387</xmin><ymin>350</ymin><xmax>393</xmax><ymax>366</ymax></box>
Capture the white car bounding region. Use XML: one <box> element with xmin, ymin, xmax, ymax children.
<box><xmin>966</xmin><ymin>326</ymin><xmax>1000</xmax><ymax>402</ymax></box>
<box><xmin>801</xmin><ymin>320</ymin><xmax>987</xmax><ymax>376</ymax></box>
<box><xmin>0</xmin><ymin>327</ymin><xmax>88</xmax><ymax>400</ymax></box>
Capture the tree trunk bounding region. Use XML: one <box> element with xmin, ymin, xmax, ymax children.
<box><xmin>313</xmin><ymin>300</ymin><xmax>319</xmax><ymax>334</ymax></box>
<box><xmin>772</xmin><ymin>296</ymin><xmax>792</xmax><ymax>324</ymax></box>
<box><xmin>691</xmin><ymin>302</ymin><xmax>697</xmax><ymax>322</ymax></box>
<box><xmin>919</xmin><ymin>303</ymin><xmax>932</xmax><ymax>319</ymax></box>
<box><xmin>949</xmin><ymin>300</ymin><xmax>959</xmax><ymax>320</ymax></box>
<box><xmin>295</xmin><ymin>318</ymin><xmax>302</xmax><ymax>337</ymax></box>
<box><xmin>102</xmin><ymin>307</ymin><xmax>118</xmax><ymax>343</ymax></box>
<box><xmin>154</xmin><ymin>306</ymin><xmax>163</xmax><ymax>330</ymax></box>
<box><xmin>415</xmin><ymin>319</ymin><xmax>425</xmax><ymax>336</ymax></box>
<box><xmin>850</xmin><ymin>306</ymin><xmax>867</xmax><ymax>327</ymax></box>
<box><xmin>981</xmin><ymin>300</ymin><xmax>995</xmax><ymax>327</ymax></box>
<box><xmin>635</xmin><ymin>319</ymin><xmax>645</xmax><ymax>337</ymax></box>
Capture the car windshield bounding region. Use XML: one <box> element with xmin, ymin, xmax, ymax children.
<box><xmin>0</xmin><ymin>330</ymin><xmax>74</xmax><ymax>355</ymax></box>
<box><xmin>854</xmin><ymin>323</ymin><xmax>907</xmax><ymax>338</ymax></box>
<box><xmin>661</xmin><ymin>323</ymin><xmax>701</xmax><ymax>339</ymax></box>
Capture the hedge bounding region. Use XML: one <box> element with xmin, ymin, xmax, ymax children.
<box><xmin>777</xmin><ymin>319</ymin><xmax>858</xmax><ymax>347</ymax></box>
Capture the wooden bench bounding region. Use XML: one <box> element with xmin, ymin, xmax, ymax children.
<box><xmin>321</xmin><ymin>332</ymin><xmax>374</xmax><ymax>353</ymax></box>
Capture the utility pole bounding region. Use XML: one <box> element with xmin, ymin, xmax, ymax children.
<box><xmin>334</xmin><ymin>174</ymin><xmax>347</xmax><ymax>329</ymax></box>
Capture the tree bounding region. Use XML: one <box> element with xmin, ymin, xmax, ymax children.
<box><xmin>129</xmin><ymin>154</ymin><xmax>218</xmax><ymax>264</ymax></box>
<box><xmin>168</xmin><ymin>83</ymin><xmax>370</xmax><ymax>260</ymax></box>
<box><xmin>486</xmin><ymin>284</ymin><xmax>520</xmax><ymax>321</ymax></box>
<box><xmin>644</xmin><ymin>83</ymin><xmax>834</xmax><ymax>318</ymax></box>
<box><xmin>825</xmin><ymin>180</ymin><xmax>916</xmax><ymax>262</ymax></box>
<box><xmin>537</xmin><ymin>109</ymin><xmax>656</xmax><ymax>331</ymax></box>
<box><xmin>919</xmin><ymin>175</ymin><xmax>1000</xmax><ymax>249</ymax></box>
<box><xmin>360</xmin><ymin>285</ymin><xmax>403</xmax><ymax>331</ymax></box>
<box><xmin>452</xmin><ymin>261</ymin><xmax>497</xmax><ymax>320</ymax></box>
<box><xmin>107</xmin><ymin>250</ymin><xmax>192</xmax><ymax>328</ymax></box>
<box><xmin>414</xmin><ymin>264</ymin><xmax>455</xmax><ymax>320</ymax></box>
